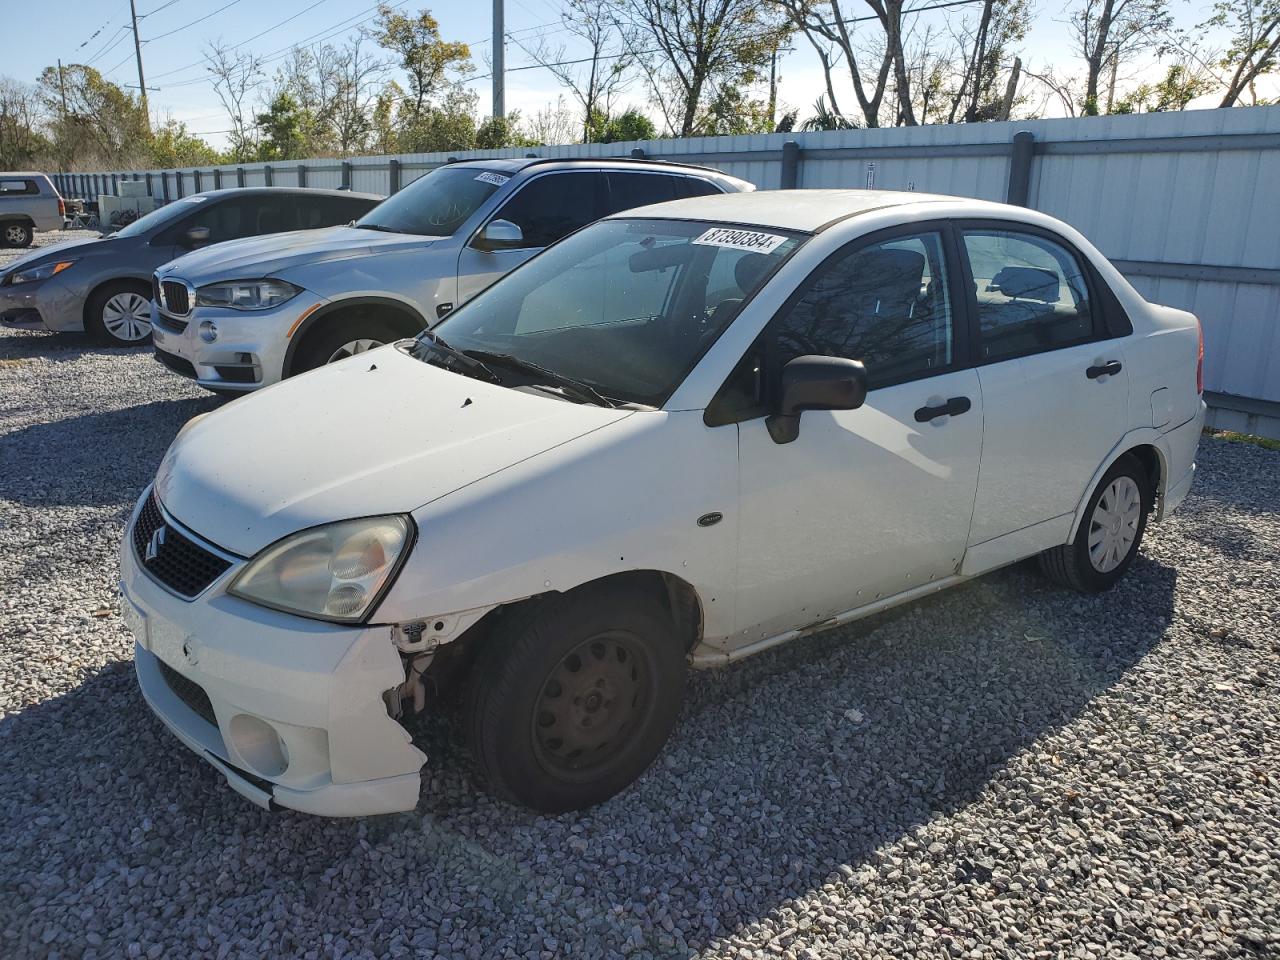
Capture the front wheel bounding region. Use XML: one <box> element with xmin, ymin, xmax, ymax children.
<box><xmin>3</xmin><ymin>222</ymin><xmax>33</xmax><ymax>247</ymax></box>
<box><xmin>86</xmin><ymin>282</ymin><xmax>153</xmax><ymax>345</ymax></box>
<box><xmin>465</xmin><ymin>586</ymin><xmax>686</xmax><ymax>813</ymax></box>
<box><xmin>1039</xmin><ymin>453</ymin><xmax>1152</xmax><ymax>592</ymax></box>
<box><xmin>290</xmin><ymin>317</ymin><xmax>406</xmax><ymax>377</ymax></box>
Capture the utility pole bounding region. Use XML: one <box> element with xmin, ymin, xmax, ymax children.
<box><xmin>128</xmin><ymin>0</ymin><xmax>149</xmax><ymax>127</ymax></box>
<box><xmin>492</xmin><ymin>0</ymin><xmax>505</xmax><ymax>119</ymax></box>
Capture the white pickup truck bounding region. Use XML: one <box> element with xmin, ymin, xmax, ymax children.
<box><xmin>0</xmin><ymin>172</ymin><xmax>64</xmax><ymax>247</ymax></box>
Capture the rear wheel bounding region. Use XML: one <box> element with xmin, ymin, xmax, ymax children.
<box><xmin>3</xmin><ymin>222</ymin><xmax>33</xmax><ymax>247</ymax></box>
<box><xmin>465</xmin><ymin>586</ymin><xmax>686</xmax><ymax>813</ymax></box>
<box><xmin>1039</xmin><ymin>453</ymin><xmax>1152</xmax><ymax>592</ymax></box>
<box><xmin>291</xmin><ymin>317</ymin><xmax>406</xmax><ymax>377</ymax></box>
<box><xmin>86</xmin><ymin>281</ymin><xmax>153</xmax><ymax>345</ymax></box>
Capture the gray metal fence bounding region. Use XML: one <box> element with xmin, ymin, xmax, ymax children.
<box><xmin>57</xmin><ymin>106</ymin><xmax>1280</xmax><ymax>437</ymax></box>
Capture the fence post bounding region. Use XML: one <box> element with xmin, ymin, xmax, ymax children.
<box><xmin>780</xmin><ymin>140</ymin><xmax>801</xmax><ymax>189</ymax></box>
<box><xmin>162</xmin><ymin>172</ymin><xmax>170</xmax><ymax>201</ymax></box>
<box><xmin>263</xmin><ymin>164</ymin><xmax>273</xmax><ymax>186</ymax></box>
<box><xmin>194</xmin><ymin>169</ymin><xmax>202</xmax><ymax>192</ymax></box>
<box><xmin>297</xmin><ymin>163</ymin><xmax>307</xmax><ymax>187</ymax></box>
<box><xmin>341</xmin><ymin>160</ymin><xmax>352</xmax><ymax>190</ymax></box>
<box><xmin>1006</xmin><ymin>131</ymin><xmax>1035</xmax><ymax>207</ymax></box>
<box><xmin>176</xmin><ymin>171</ymin><xmax>184</xmax><ymax>198</ymax></box>
<box><xmin>630</xmin><ymin>147</ymin><xmax>646</xmax><ymax>159</ymax></box>
<box><xmin>388</xmin><ymin>158</ymin><xmax>401</xmax><ymax>194</ymax></box>
<box><xmin>111</xmin><ymin>173</ymin><xmax>119</xmax><ymax>195</ymax></box>
<box><xmin>145</xmin><ymin>172</ymin><xmax>153</xmax><ymax>196</ymax></box>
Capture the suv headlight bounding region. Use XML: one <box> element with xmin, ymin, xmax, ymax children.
<box><xmin>229</xmin><ymin>516</ymin><xmax>414</xmax><ymax>623</ymax></box>
<box><xmin>195</xmin><ymin>278</ymin><xmax>301</xmax><ymax>310</ymax></box>
<box><xmin>9</xmin><ymin>260</ymin><xmax>77</xmax><ymax>284</ymax></box>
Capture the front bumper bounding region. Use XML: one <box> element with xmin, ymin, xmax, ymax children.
<box><xmin>120</xmin><ymin>490</ymin><xmax>425</xmax><ymax>816</ymax></box>
<box><xmin>149</xmin><ymin>291</ymin><xmax>324</xmax><ymax>393</ymax></box>
<box><xmin>0</xmin><ymin>274</ymin><xmax>85</xmax><ymax>333</ymax></box>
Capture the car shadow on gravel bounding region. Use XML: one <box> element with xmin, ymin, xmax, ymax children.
<box><xmin>0</xmin><ymin>397</ymin><xmax>219</xmax><ymax>508</ymax></box>
<box><xmin>0</xmin><ymin>558</ymin><xmax>1179</xmax><ymax>957</ymax></box>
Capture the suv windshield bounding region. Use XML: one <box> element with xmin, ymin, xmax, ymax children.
<box><xmin>423</xmin><ymin>218</ymin><xmax>805</xmax><ymax>407</ymax></box>
<box><xmin>355</xmin><ymin>166</ymin><xmax>507</xmax><ymax>237</ymax></box>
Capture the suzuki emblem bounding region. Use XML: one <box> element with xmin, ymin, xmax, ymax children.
<box><xmin>145</xmin><ymin>525</ymin><xmax>167</xmax><ymax>563</ymax></box>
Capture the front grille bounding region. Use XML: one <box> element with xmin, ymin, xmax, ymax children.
<box><xmin>160</xmin><ymin>280</ymin><xmax>190</xmax><ymax>316</ymax></box>
<box><xmin>157</xmin><ymin>658</ymin><xmax>218</xmax><ymax>727</ymax></box>
<box><xmin>132</xmin><ymin>492</ymin><xmax>232</xmax><ymax>598</ymax></box>
<box><xmin>153</xmin><ymin>312</ymin><xmax>188</xmax><ymax>335</ymax></box>
<box><xmin>154</xmin><ymin>347</ymin><xmax>197</xmax><ymax>379</ymax></box>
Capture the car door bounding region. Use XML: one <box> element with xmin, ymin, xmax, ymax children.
<box><xmin>957</xmin><ymin>224</ymin><xmax>1131</xmax><ymax>548</ymax></box>
<box><xmin>455</xmin><ymin>171</ymin><xmax>606</xmax><ymax>304</ymax></box>
<box><xmin>726</xmin><ymin>225</ymin><xmax>984</xmax><ymax>642</ymax></box>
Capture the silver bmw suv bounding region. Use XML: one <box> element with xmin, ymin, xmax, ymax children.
<box><xmin>151</xmin><ymin>157</ymin><xmax>752</xmax><ymax>393</ymax></box>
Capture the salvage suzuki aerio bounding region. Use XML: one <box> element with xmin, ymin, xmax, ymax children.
<box><xmin>122</xmin><ymin>190</ymin><xmax>1205</xmax><ymax>815</ymax></box>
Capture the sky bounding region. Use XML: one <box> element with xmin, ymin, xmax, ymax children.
<box><xmin>2</xmin><ymin>0</ymin><xmax>1258</xmax><ymax>149</ymax></box>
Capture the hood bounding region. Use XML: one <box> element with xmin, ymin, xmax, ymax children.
<box><xmin>155</xmin><ymin>344</ymin><xmax>632</xmax><ymax>557</ymax></box>
<box><xmin>159</xmin><ymin>225</ymin><xmax>433</xmax><ymax>284</ymax></box>
<box><xmin>2</xmin><ymin>235</ymin><xmax>110</xmax><ymax>275</ymax></box>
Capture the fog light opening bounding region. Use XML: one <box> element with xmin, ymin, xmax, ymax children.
<box><xmin>198</xmin><ymin>320</ymin><xmax>218</xmax><ymax>343</ymax></box>
<box><xmin>228</xmin><ymin>713</ymin><xmax>288</xmax><ymax>778</ymax></box>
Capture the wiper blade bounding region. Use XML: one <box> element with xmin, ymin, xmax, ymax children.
<box><xmin>353</xmin><ymin>223</ymin><xmax>402</xmax><ymax>233</ymax></box>
<box><xmin>461</xmin><ymin>350</ymin><xmax>619</xmax><ymax>408</ymax></box>
<box><xmin>410</xmin><ymin>332</ymin><xmax>502</xmax><ymax>383</ymax></box>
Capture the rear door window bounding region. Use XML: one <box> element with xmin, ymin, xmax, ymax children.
<box><xmin>0</xmin><ymin>179</ymin><xmax>39</xmax><ymax>195</ymax></box>
<box><xmin>961</xmin><ymin>229</ymin><xmax>1097</xmax><ymax>362</ymax></box>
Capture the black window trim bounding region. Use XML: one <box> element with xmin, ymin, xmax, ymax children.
<box><xmin>467</xmin><ymin>168</ymin><xmax>607</xmax><ymax>252</ymax></box>
<box><xmin>951</xmin><ymin>217</ymin><xmax>1132</xmax><ymax>368</ymax></box>
<box><xmin>705</xmin><ymin>218</ymin><xmax>973</xmax><ymax>427</ymax></box>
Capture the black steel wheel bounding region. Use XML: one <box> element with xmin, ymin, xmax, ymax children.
<box><xmin>466</xmin><ymin>584</ymin><xmax>685</xmax><ymax>813</ymax></box>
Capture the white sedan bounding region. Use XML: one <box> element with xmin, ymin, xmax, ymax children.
<box><xmin>120</xmin><ymin>190</ymin><xmax>1205</xmax><ymax>815</ymax></box>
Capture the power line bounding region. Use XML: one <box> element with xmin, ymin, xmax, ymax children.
<box><xmin>144</xmin><ymin>0</ymin><xmax>250</xmax><ymax>43</ymax></box>
<box><xmin>148</xmin><ymin>0</ymin><xmax>336</xmax><ymax>79</ymax></box>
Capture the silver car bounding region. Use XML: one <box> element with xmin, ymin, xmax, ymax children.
<box><xmin>150</xmin><ymin>158</ymin><xmax>752</xmax><ymax>393</ymax></box>
<box><xmin>0</xmin><ymin>187</ymin><xmax>381</xmax><ymax>345</ymax></box>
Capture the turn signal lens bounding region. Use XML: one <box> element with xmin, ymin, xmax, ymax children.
<box><xmin>1195</xmin><ymin>317</ymin><xmax>1204</xmax><ymax>395</ymax></box>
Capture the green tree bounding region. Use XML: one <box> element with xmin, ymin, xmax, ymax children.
<box><xmin>1205</xmin><ymin>0</ymin><xmax>1280</xmax><ymax>106</ymax></box>
<box><xmin>476</xmin><ymin>112</ymin><xmax>535</xmax><ymax>149</ymax></box>
<box><xmin>36</xmin><ymin>64</ymin><xmax>148</xmax><ymax>169</ymax></box>
<box><xmin>149</xmin><ymin>117</ymin><xmax>222</xmax><ymax>167</ymax></box>
<box><xmin>595</xmin><ymin>108</ymin><xmax>657</xmax><ymax>143</ymax></box>
<box><xmin>372</xmin><ymin>4</ymin><xmax>472</xmax><ymax>124</ymax></box>
<box><xmin>255</xmin><ymin>92</ymin><xmax>308</xmax><ymax>160</ymax></box>
<box><xmin>0</xmin><ymin>77</ymin><xmax>49</xmax><ymax>169</ymax></box>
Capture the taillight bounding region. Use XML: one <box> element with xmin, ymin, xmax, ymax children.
<box><xmin>58</xmin><ymin>197</ymin><xmax>66</xmax><ymax>217</ymax></box>
<box><xmin>1195</xmin><ymin>317</ymin><xmax>1204</xmax><ymax>395</ymax></box>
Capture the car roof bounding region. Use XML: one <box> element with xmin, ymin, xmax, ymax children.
<box><xmin>0</xmin><ymin>172</ymin><xmax>53</xmax><ymax>179</ymax></box>
<box><xmin>186</xmin><ymin>186</ymin><xmax>383</xmax><ymax>201</ymax></box>
<box><xmin>604</xmin><ymin>188</ymin><xmax>1014</xmax><ymax>233</ymax></box>
<box><xmin>449</xmin><ymin>156</ymin><xmax>739</xmax><ymax>180</ymax></box>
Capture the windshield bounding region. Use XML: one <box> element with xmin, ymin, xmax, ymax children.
<box><xmin>113</xmin><ymin>195</ymin><xmax>210</xmax><ymax>238</ymax></box>
<box><xmin>425</xmin><ymin>218</ymin><xmax>805</xmax><ymax>407</ymax></box>
<box><xmin>355</xmin><ymin>166</ymin><xmax>506</xmax><ymax>237</ymax></box>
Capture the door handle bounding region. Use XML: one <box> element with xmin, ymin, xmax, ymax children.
<box><xmin>914</xmin><ymin>396</ymin><xmax>971</xmax><ymax>423</ymax></box>
<box><xmin>1086</xmin><ymin>359</ymin><xmax>1123</xmax><ymax>379</ymax></box>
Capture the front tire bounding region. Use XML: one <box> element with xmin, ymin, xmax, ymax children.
<box><xmin>3</xmin><ymin>222</ymin><xmax>33</xmax><ymax>247</ymax></box>
<box><xmin>465</xmin><ymin>586</ymin><xmax>686</xmax><ymax>813</ymax></box>
<box><xmin>1039</xmin><ymin>453</ymin><xmax>1152</xmax><ymax>592</ymax></box>
<box><xmin>291</xmin><ymin>317</ymin><xmax>406</xmax><ymax>377</ymax></box>
<box><xmin>86</xmin><ymin>281</ymin><xmax>153</xmax><ymax>345</ymax></box>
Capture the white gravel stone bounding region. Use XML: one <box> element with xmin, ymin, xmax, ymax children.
<box><xmin>2</xmin><ymin>232</ymin><xmax>1278</xmax><ymax>958</ymax></box>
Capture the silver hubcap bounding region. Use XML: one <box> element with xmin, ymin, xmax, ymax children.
<box><xmin>326</xmin><ymin>338</ymin><xmax>383</xmax><ymax>363</ymax></box>
<box><xmin>1088</xmin><ymin>475</ymin><xmax>1142</xmax><ymax>573</ymax></box>
<box><xmin>102</xmin><ymin>292</ymin><xmax>152</xmax><ymax>342</ymax></box>
<box><xmin>5</xmin><ymin>225</ymin><xmax>26</xmax><ymax>244</ymax></box>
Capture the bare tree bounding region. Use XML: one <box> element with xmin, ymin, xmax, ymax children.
<box><xmin>518</xmin><ymin>0</ymin><xmax>638</xmax><ymax>141</ymax></box>
<box><xmin>1070</xmin><ymin>0</ymin><xmax>1171</xmax><ymax>114</ymax></box>
<box><xmin>774</xmin><ymin>0</ymin><xmax>894</xmax><ymax>127</ymax></box>
<box><xmin>0</xmin><ymin>77</ymin><xmax>49</xmax><ymax>169</ymax></box>
<box><xmin>522</xmin><ymin>96</ymin><xmax>581</xmax><ymax>145</ymax></box>
<box><xmin>621</xmin><ymin>0</ymin><xmax>790</xmax><ymax>136</ymax></box>
<box><xmin>332</xmin><ymin>38</ymin><xmax>387</xmax><ymax>154</ymax></box>
<box><xmin>205</xmin><ymin>41</ymin><xmax>264</xmax><ymax>161</ymax></box>
<box><xmin>943</xmin><ymin>0</ymin><xmax>1030</xmax><ymax>122</ymax></box>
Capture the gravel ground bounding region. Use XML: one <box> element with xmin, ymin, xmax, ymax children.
<box><xmin>2</xmin><ymin>231</ymin><xmax>1279</xmax><ymax>959</ymax></box>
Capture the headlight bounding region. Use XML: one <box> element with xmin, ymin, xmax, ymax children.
<box><xmin>195</xmin><ymin>279</ymin><xmax>301</xmax><ymax>311</ymax></box>
<box><xmin>9</xmin><ymin>260</ymin><xmax>77</xmax><ymax>285</ymax></box>
<box><xmin>228</xmin><ymin>516</ymin><xmax>413</xmax><ymax>623</ymax></box>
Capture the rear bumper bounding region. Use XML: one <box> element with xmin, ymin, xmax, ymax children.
<box><xmin>121</xmin><ymin>490</ymin><xmax>425</xmax><ymax>816</ymax></box>
<box><xmin>1159</xmin><ymin>400</ymin><xmax>1206</xmax><ymax>519</ymax></box>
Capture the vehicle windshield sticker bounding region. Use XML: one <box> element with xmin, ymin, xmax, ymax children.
<box><xmin>692</xmin><ymin>227</ymin><xmax>787</xmax><ymax>254</ymax></box>
<box><xmin>474</xmin><ymin>172</ymin><xmax>511</xmax><ymax>187</ymax></box>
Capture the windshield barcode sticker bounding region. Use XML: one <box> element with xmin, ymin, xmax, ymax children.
<box><xmin>475</xmin><ymin>172</ymin><xmax>511</xmax><ymax>186</ymax></box>
<box><xmin>692</xmin><ymin>228</ymin><xmax>786</xmax><ymax>253</ymax></box>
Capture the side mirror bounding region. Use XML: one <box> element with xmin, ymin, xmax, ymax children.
<box><xmin>183</xmin><ymin>225</ymin><xmax>211</xmax><ymax>247</ymax></box>
<box><xmin>766</xmin><ymin>355</ymin><xmax>868</xmax><ymax>444</ymax></box>
<box><xmin>475</xmin><ymin>219</ymin><xmax>523</xmax><ymax>251</ymax></box>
